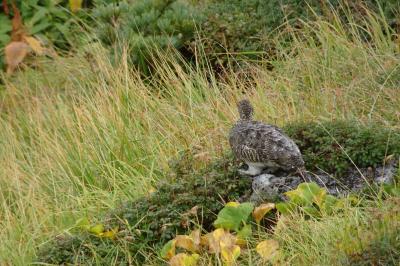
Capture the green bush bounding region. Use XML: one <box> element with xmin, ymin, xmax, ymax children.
<box><xmin>92</xmin><ymin>0</ymin><xmax>203</xmax><ymax>73</ymax></box>
<box><xmin>36</xmin><ymin>152</ymin><xmax>251</xmax><ymax>264</ymax></box>
<box><xmin>284</xmin><ymin>120</ymin><xmax>400</xmax><ymax>176</ymax></box>
<box><xmin>197</xmin><ymin>0</ymin><xmax>319</xmax><ymax>62</ymax></box>
<box><xmin>196</xmin><ymin>0</ymin><xmax>400</xmax><ymax>67</ymax></box>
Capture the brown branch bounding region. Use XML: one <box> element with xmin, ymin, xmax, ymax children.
<box><xmin>10</xmin><ymin>0</ymin><xmax>25</xmax><ymax>41</ymax></box>
<box><xmin>2</xmin><ymin>0</ymin><xmax>10</xmax><ymax>15</ymax></box>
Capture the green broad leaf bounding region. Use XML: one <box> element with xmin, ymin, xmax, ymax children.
<box><xmin>74</xmin><ymin>217</ymin><xmax>90</xmax><ymax>231</ymax></box>
<box><xmin>89</xmin><ymin>224</ymin><xmax>105</xmax><ymax>235</ymax></box>
<box><xmin>322</xmin><ymin>195</ymin><xmax>339</xmax><ymax>214</ymax></box>
<box><xmin>160</xmin><ymin>239</ymin><xmax>176</xmax><ymax>260</ymax></box>
<box><xmin>29</xmin><ymin>21</ymin><xmax>52</xmax><ymax>35</ymax></box>
<box><xmin>28</xmin><ymin>8</ymin><xmax>48</xmax><ymax>28</ymax></box>
<box><xmin>213</xmin><ymin>202</ymin><xmax>254</xmax><ymax>232</ymax></box>
<box><xmin>302</xmin><ymin>206</ymin><xmax>321</xmax><ymax>217</ymax></box>
<box><xmin>275</xmin><ymin>202</ymin><xmax>295</xmax><ymax>215</ymax></box>
<box><xmin>237</xmin><ymin>224</ymin><xmax>252</xmax><ymax>240</ymax></box>
<box><xmin>0</xmin><ymin>15</ymin><xmax>12</xmax><ymax>34</ymax></box>
<box><xmin>285</xmin><ymin>182</ymin><xmax>324</xmax><ymax>206</ymax></box>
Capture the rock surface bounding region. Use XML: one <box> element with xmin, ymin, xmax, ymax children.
<box><xmin>249</xmin><ymin>158</ymin><xmax>399</xmax><ymax>203</ymax></box>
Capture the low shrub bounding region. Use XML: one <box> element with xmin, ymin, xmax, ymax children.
<box><xmin>195</xmin><ymin>0</ymin><xmax>400</xmax><ymax>69</ymax></box>
<box><xmin>36</xmin><ymin>120</ymin><xmax>400</xmax><ymax>264</ymax></box>
<box><xmin>197</xmin><ymin>0</ymin><xmax>321</xmax><ymax>64</ymax></box>
<box><xmin>284</xmin><ymin>120</ymin><xmax>400</xmax><ymax>176</ymax></box>
<box><xmin>92</xmin><ymin>0</ymin><xmax>203</xmax><ymax>74</ymax></box>
<box><xmin>36</xmin><ymin>152</ymin><xmax>251</xmax><ymax>264</ymax></box>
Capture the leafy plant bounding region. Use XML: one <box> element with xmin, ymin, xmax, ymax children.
<box><xmin>197</xmin><ymin>0</ymin><xmax>320</xmax><ymax>64</ymax></box>
<box><xmin>276</xmin><ymin>182</ymin><xmax>341</xmax><ymax>217</ymax></box>
<box><xmin>213</xmin><ymin>202</ymin><xmax>254</xmax><ymax>232</ymax></box>
<box><xmin>36</xmin><ymin>153</ymin><xmax>252</xmax><ymax>264</ymax></box>
<box><xmin>284</xmin><ymin>120</ymin><xmax>400</xmax><ymax>176</ymax></box>
<box><xmin>195</xmin><ymin>0</ymin><xmax>400</xmax><ymax>69</ymax></box>
<box><xmin>0</xmin><ymin>0</ymin><xmax>88</xmax><ymax>71</ymax></box>
<box><xmin>160</xmin><ymin>201</ymin><xmax>269</xmax><ymax>266</ymax></box>
<box><xmin>92</xmin><ymin>0</ymin><xmax>203</xmax><ymax>73</ymax></box>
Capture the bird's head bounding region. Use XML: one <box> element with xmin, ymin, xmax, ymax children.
<box><xmin>237</xmin><ymin>99</ymin><xmax>254</xmax><ymax>121</ymax></box>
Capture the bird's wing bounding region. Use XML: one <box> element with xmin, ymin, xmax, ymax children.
<box><xmin>248</xmin><ymin>125</ymin><xmax>299</xmax><ymax>161</ymax></box>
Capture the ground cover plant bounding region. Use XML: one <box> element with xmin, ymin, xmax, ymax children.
<box><xmin>35</xmin><ymin>120</ymin><xmax>400</xmax><ymax>264</ymax></box>
<box><xmin>1</xmin><ymin>2</ymin><xmax>400</xmax><ymax>265</ymax></box>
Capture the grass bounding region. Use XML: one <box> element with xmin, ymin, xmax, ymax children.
<box><xmin>0</xmin><ymin>7</ymin><xmax>400</xmax><ymax>265</ymax></box>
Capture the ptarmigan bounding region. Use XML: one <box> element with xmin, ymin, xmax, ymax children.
<box><xmin>229</xmin><ymin>99</ymin><xmax>304</xmax><ymax>176</ymax></box>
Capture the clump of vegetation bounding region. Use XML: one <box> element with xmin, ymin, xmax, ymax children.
<box><xmin>197</xmin><ymin>0</ymin><xmax>400</xmax><ymax>68</ymax></box>
<box><xmin>92</xmin><ymin>0</ymin><xmax>202</xmax><ymax>73</ymax></box>
<box><xmin>35</xmin><ymin>117</ymin><xmax>400</xmax><ymax>264</ymax></box>
<box><xmin>284</xmin><ymin>120</ymin><xmax>400</xmax><ymax>176</ymax></box>
<box><xmin>0</xmin><ymin>0</ymin><xmax>87</xmax><ymax>70</ymax></box>
<box><xmin>198</xmin><ymin>0</ymin><xmax>322</xmax><ymax>63</ymax></box>
<box><xmin>36</xmin><ymin>153</ymin><xmax>252</xmax><ymax>264</ymax></box>
<box><xmin>347</xmin><ymin>227</ymin><xmax>400</xmax><ymax>266</ymax></box>
<box><xmin>275</xmin><ymin>197</ymin><xmax>400</xmax><ymax>265</ymax></box>
<box><xmin>36</xmin><ymin>119</ymin><xmax>400</xmax><ymax>264</ymax></box>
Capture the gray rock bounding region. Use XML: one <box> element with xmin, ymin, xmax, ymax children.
<box><xmin>248</xmin><ymin>158</ymin><xmax>399</xmax><ymax>204</ymax></box>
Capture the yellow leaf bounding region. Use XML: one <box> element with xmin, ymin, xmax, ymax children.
<box><xmin>206</xmin><ymin>229</ymin><xmax>224</xmax><ymax>253</ymax></box>
<box><xmin>69</xmin><ymin>0</ymin><xmax>83</xmax><ymax>12</ymax></box>
<box><xmin>190</xmin><ymin>229</ymin><xmax>201</xmax><ymax>247</ymax></box>
<box><xmin>99</xmin><ymin>226</ymin><xmax>119</xmax><ymax>239</ymax></box>
<box><xmin>212</xmin><ymin>228</ymin><xmax>226</xmax><ymax>240</ymax></box>
<box><xmin>203</xmin><ymin>229</ymin><xmax>235</xmax><ymax>254</ymax></box>
<box><xmin>175</xmin><ymin>235</ymin><xmax>198</xmax><ymax>252</ymax></box>
<box><xmin>256</xmin><ymin>239</ymin><xmax>279</xmax><ymax>261</ymax></box>
<box><xmin>235</xmin><ymin>236</ymin><xmax>247</xmax><ymax>246</ymax></box>
<box><xmin>161</xmin><ymin>240</ymin><xmax>177</xmax><ymax>260</ymax></box>
<box><xmin>253</xmin><ymin>203</ymin><xmax>275</xmax><ymax>224</ymax></box>
<box><xmin>5</xmin><ymin>41</ymin><xmax>30</xmax><ymax>75</ymax></box>
<box><xmin>313</xmin><ymin>189</ymin><xmax>327</xmax><ymax>208</ymax></box>
<box><xmin>169</xmin><ymin>253</ymin><xmax>199</xmax><ymax>266</ymax></box>
<box><xmin>225</xmin><ymin>202</ymin><xmax>240</xmax><ymax>207</ymax></box>
<box><xmin>221</xmin><ymin>244</ymin><xmax>240</xmax><ymax>266</ymax></box>
<box><xmin>220</xmin><ymin>231</ymin><xmax>241</xmax><ymax>266</ymax></box>
<box><xmin>200</xmin><ymin>233</ymin><xmax>210</xmax><ymax>247</ymax></box>
<box><xmin>23</xmin><ymin>36</ymin><xmax>45</xmax><ymax>55</ymax></box>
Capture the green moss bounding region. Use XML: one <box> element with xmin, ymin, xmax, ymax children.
<box><xmin>284</xmin><ymin>120</ymin><xmax>400</xmax><ymax>176</ymax></box>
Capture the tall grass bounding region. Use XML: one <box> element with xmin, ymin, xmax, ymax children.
<box><xmin>0</xmin><ymin>7</ymin><xmax>399</xmax><ymax>264</ymax></box>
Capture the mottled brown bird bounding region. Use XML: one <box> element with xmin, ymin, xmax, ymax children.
<box><xmin>229</xmin><ymin>99</ymin><xmax>304</xmax><ymax>176</ymax></box>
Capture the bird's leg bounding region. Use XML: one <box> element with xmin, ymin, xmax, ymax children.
<box><xmin>238</xmin><ymin>162</ymin><xmax>265</xmax><ymax>176</ymax></box>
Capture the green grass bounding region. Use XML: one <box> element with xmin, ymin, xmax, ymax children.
<box><xmin>1</xmin><ymin>7</ymin><xmax>400</xmax><ymax>265</ymax></box>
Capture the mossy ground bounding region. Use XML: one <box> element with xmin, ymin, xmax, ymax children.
<box><xmin>36</xmin><ymin>121</ymin><xmax>400</xmax><ymax>264</ymax></box>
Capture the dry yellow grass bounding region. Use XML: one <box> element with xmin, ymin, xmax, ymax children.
<box><xmin>0</xmin><ymin>10</ymin><xmax>399</xmax><ymax>264</ymax></box>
